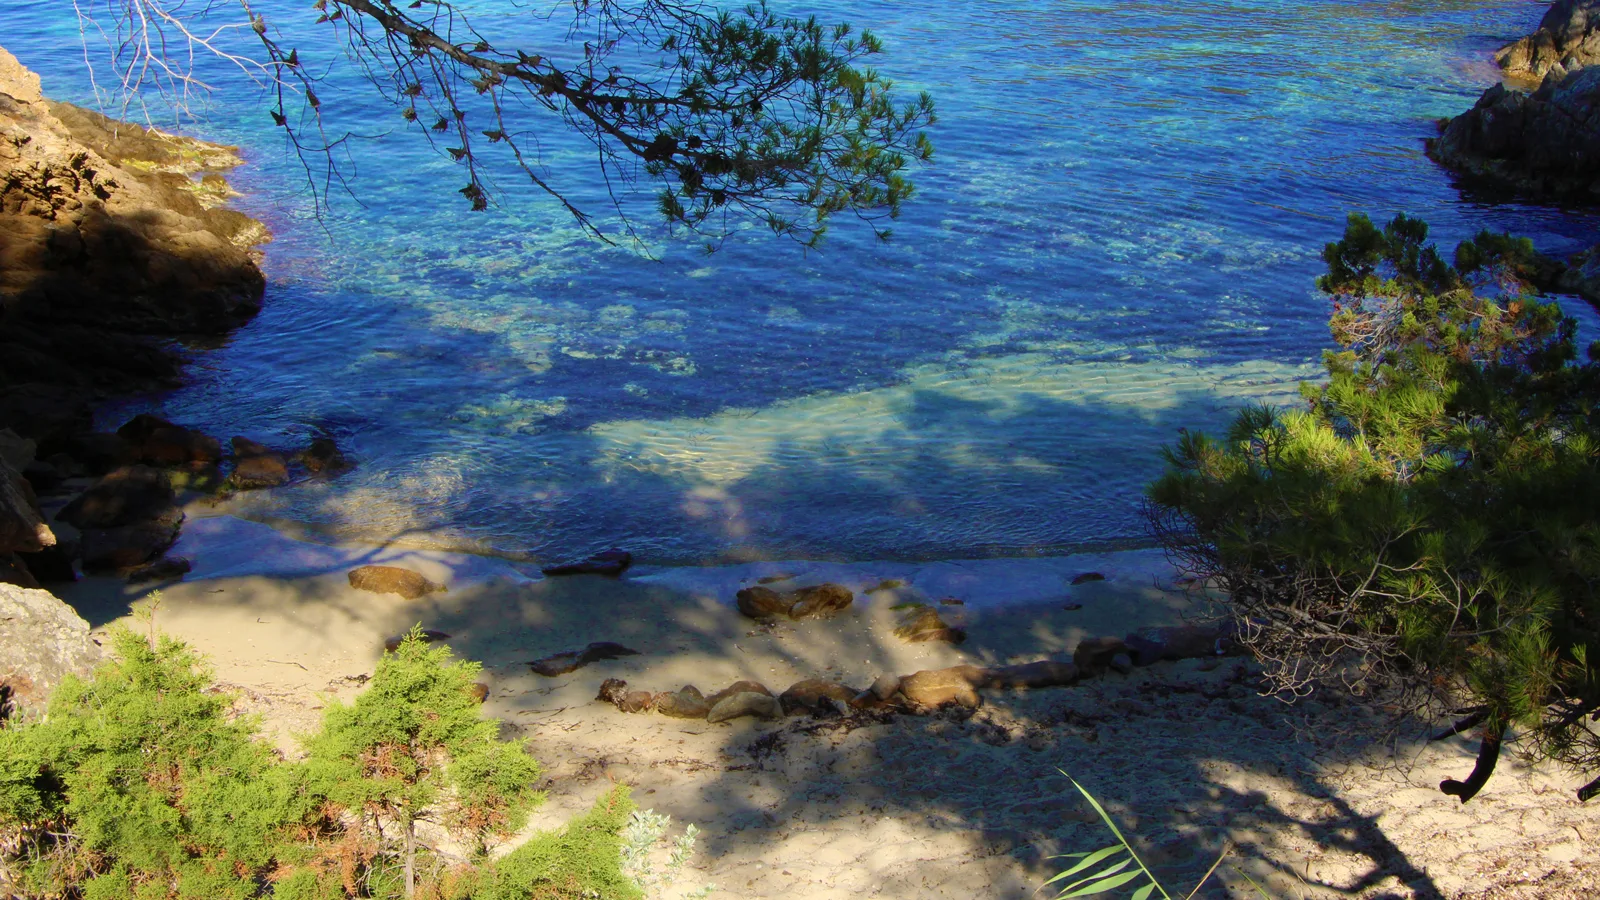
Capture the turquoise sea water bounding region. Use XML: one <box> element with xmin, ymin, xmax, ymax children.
<box><xmin>5</xmin><ymin>1</ymin><xmax>1599</xmax><ymax>563</ymax></box>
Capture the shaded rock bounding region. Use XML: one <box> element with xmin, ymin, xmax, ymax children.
<box><xmin>346</xmin><ymin>564</ymin><xmax>446</xmax><ymax>600</ymax></box>
<box><xmin>541</xmin><ymin>548</ymin><xmax>632</xmax><ymax>577</ymax></box>
<box><xmin>900</xmin><ymin>666</ymin><xmax>985</xmax><ymax>709</ymax></box>
<box><xmin>228</xmin><ymin>436</ymin><xmax>289</xmax><ymax>490</ymax></box>
<box><xmin>0</xmin><ymin>582</ymin><xmax>101</xmax><ymax>713</ymax></box>
<box><xmin>736</xmin><ymin>585</ymin><xmax>793</xmax><ymax>620</ymax></box>
<box><xmin>56</xmin><ymin>465</ymin><xmax>175</xmax><ymax>529</ymax></box>
<box><xmin>1073</xmin><ymin>636</ymin><xmax>1130</xmax><ymax>676</ymax></box>
<box><xmin>119</xmin><ymin>415</ymin><xmax>221</xmax><ymax>467</ymax></box>
<box><xmin>1071</xmin><ymin>571</ymin><xmax>1106</xmax><ymax>585</ymax></box>
<box><xmin>1110</xmin><ymin>653</ymin><xmax>1135</xmax><ymax>675</ymax></box>
<box><xmin>619</xmin><ymin>690</ymin><xmax>656</xmax><ymax>713</ymax></box>
<box><xmin>596</xmin><ymin>677</ymin><xmax>630</xmax><ymax>706</ymax></box>
<box><xmin>299</xmin><ymin>436</ymin><xmax>350</xmax><ymax>474</ymax></box>
<box><xmin>18</xmin><ymin>540</ymin><xmax>76</xmax><ymax>583</ymax></box>
<box><xmin>1428</xmin><ymin>67</ymin><xmax>1600</xmax><ymax>201</ymax></box>
<box><xmin>0</xmin><ymin>553</ymin><xmax>38</xmax><ymax>588</ymax></box>
<box><xmin>527</xmin><ymin>641</ymin><xmax>640</xmax><ymax>677</ymax></box>
<box><xmin>0</xmin><ymin>456</ymin><xmax>53</xmax><ymax>553</ymax></box>
<box><xmin>985</xmin><ymin>660</ymin><xmax>1080</xmax><ymax>689</ymax></box>
<box><xmin>21</xmin><ymin>460</ymin><xmax>61</xmax><ymax>493</ymax></box>
<box><xmin>1560</xmin><ymin>243</ymin><xmax>1600</xmax><ymax>306</ymax></box>
<box><xmin>79</xmin><ymin>508</ymin><xmax>182</xmax><ymax>573</ymax></box>
<box><xmin>893</xmin><ymin>606</ymin><xmax>966</xmax><ymax>644</ymax></box>
<box><xmin>657</xmin><ymin>685</ymin><xmax>712</xmax><ymax>719</ymax></box>
<box><xmin>66</xmin><ymin>432</ymin><xmax>136</xmax><ymax>475</ymax></box>
<box><xmin>0</xmin><ymin>428</ymin><xmax>34</xmax><ymax>471</ymax></box>
<box><xmin>779</xmin><ymin>679</ymin><xmax>858</xmax><ymax>716</ymax></box>
<box><xmin>1497</xmin><ymin>0</ymin><xmax>1600</xmax><ymax>81</ymax></box>
<box><xmin>126</xmin><ymin>556</ymin><xmax>191</xmax><ymax>585</ymax></box>
<box><xmin>383</xmin><ymin>629</ymin><xmax>452</xmax><ymax>653</ymax></box>
<box><xmin>1124</xmin><ymin>623</ymin><xmax>1238</xmax><ymax>666</ymax></box>
<box><xmin>789</xmin><ymin>583</ymin><xmax>854</xmax><ymax>619</ymax></box>
<box><xmin>707</xmin><ymin>691</ymin><xmax>782</xmax><ymax>724</ymax></box>
<box><xmin>736</xmin><ymin>582</ymin><xmax>854</xmax><ymax>621</ymax></box>
<box><xmin>707</xmin><ymin>679</ymin><xmax>772</xmax><ymax>707</ymax></box>
<box><xmin>867</xmin><ymin>673</ymin><xmax>902</xmax><ymax>701</ymax></box>
<box><xmin>468</xmin><ymin>682</ymin><xmax>490</xmax><ymax>704</ymax></box>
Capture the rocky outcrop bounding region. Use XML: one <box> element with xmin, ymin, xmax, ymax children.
<box><xmin>0</xmin><ymin>583</ymin><xmax>100</xmax><ymax>715</ymax></box>
<box><xmin>1427</xmin><ymin>66</ymin><xmax>1600</xmax><ymax>201</ymax></box>
<box><xmin>0</xmin><ymin>45</ymin><xmax>267</xmax><ymax>452</ymax></box>
<box><xmin>1497</xmin><ymin>0</ymin><xmax>1600</xmax><ymax>82</ymax></box>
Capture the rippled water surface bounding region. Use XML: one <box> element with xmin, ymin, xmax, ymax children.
<box><xmin>6</xmin><ymin>1</ymin><xmax>1599</xmax><ymax>562</ymax></box>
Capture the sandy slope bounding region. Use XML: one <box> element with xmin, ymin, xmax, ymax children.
<box><xmin>56</xmin><ymin>513</ymin><xmax>1598</xmax><ymax>900</ymax></box>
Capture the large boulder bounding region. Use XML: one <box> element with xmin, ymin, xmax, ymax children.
<box><xmin>0</xmin><ymin>456</ymin><xmax>53</xmax><ymax>554</ymax></box>
<box><xmin>1427</xmin><ymin>66</ymin><xmax>1600</xmax><ymax>201</ymax></box>
<box><xmin>0</xmin><ymin>583</ymin><xmax>100</xmax><ymax>714</ymax></box>
<box><xmin>56</xmin><ymin>465</ymin><xmax>176</xmax><ymax>529</ymax></box>
<box><xmin>1497</xmin><ymin>0</ymin><xmax>1600</xmax><ymax>82</ymax></box>
<box><xmin>79</xmin><ymin>508</ymin><xmax>183</xmax><ymax>573</ymax></box>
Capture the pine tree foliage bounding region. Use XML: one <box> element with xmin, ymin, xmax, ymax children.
<box><xmin>0</xmin><ymin>627</ymin><xmax>637</xmax><ymax>899</ymax></box>
<box><xmin>1147</xmin><ymin>213</ymin><xmax>1600</xmax><ymax>802</ymax></box>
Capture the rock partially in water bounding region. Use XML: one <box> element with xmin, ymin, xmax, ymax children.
<box><xmin>125</xmin><ymin>555</ymin><xmax>191</xmax><ymax>585</ymax></box>
<box><xmin>1497</xmin><ymin>0</ymin><xmax>1600</xmax><ymax>82</ymax></box>
<box><xmin>79</xmin><ymin>507</ymin><xmax>183</xmax><ymax>573</ymax></box>
<box><xmin>707</xmin><ymin>691</ymin><xmax>782</xmax><ymax>724</ymax></box>
<box><xmin>118</xmin><ymin>415</ymin><xmax>222</xmax><ymax>468</ymax></box>
<box><xmin>299</xmin><ymin>436</ymin><xmax>351</xmax><ymax>475</ymax></box>
<box><xmin>735</xmin><ymin>582</ymin><xmax>854</xmax><ymax>621</ymax></box>
<box><xmin>228</xmin><ymin>436</ymin><xmax>289</xmax><ymax>490</ymax></box>
<box><xmin>346</xmin><ymin>564</ymin><xmax>447</xmax><ymax>599</ymax></box>
<box><xmin>540</xmin><ymin>548</ymin><xmax>632</xmax><ymax>577</ymax></box>
<box><xmin>527</xmin><ymin>641</ymin><xmax>640</xmax><ymax>676</ymax></box>
<box><xmin>0</xmin><ymin>583</ymin><xmax>101</xmax><ymax>715</ymax></box>
<box><xmin>1428</xmin><ymin>67</ymin><xmax>1600</xmax><ymax>201</ymax></box>
<box><xmin>56</xmin><ymin>465</ymin><xmax>175</xmax><ymax>529</ymax></box>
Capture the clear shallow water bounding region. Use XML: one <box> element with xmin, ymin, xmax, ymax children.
<box><xmin>7</xmin><ymin>1</ymin><xmax>1600</xmax><ymax>563</ymax></box>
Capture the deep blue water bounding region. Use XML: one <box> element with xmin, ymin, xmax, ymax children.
<box><xmin>6</xmin><ymin>1</ymin><xmax>1599</xmax><ymax>563</ymax></box>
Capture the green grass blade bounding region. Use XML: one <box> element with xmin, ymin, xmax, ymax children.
<box><xmin>1060</xmin><ymin>869</ymin><xmax>1145</xmax><ymax>898</ymax></box>
<box><xmin>1132</xmin><ymin>884</ymin><xmax>1157</xmax><ymax>900</ymax></box>
<box><xmin>1042</xmin><ymin>845</ymin><xmax>1126</xmax><ymax>886</ymax></box>
<box><xmin>1053</xmin><ymin>858</ymin><xmax>1133</xmax><ymax>896</ymax></box>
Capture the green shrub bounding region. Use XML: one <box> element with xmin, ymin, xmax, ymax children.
<box><xmin>1147</xmin><ymin>212</ymin><xmax>1600</xmax><ymax>801</ymax></box>
<box><xmin>0</xmin><ymin>625</ymin><xmax>641</xmax><ymax>899</ymax></box>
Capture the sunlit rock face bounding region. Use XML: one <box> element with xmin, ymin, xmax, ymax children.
<box><xmin>1496</xmin><ymin>0</ymin><xmax>1600</xmax><ymax>82</ymax></box>
<box><xmin>0</xmin><ymin>45</ymin><xmax>267</xmax><ymax>449</ymax></box>
<box><xmin>0</xmin><ymin>582</ymin><xmax>100</xmax><ymax>715</ymax></box>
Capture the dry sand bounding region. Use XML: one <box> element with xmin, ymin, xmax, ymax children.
<box><xmin>55</xmin><ymin>512</ymin><xmax>1600</xmax><ymax>900</ymax></box>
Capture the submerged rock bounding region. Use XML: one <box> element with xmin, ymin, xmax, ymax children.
<box><xmin>346</xmin><ymin>565</ymin><xmax>447</xmax><ymax>600</ymax></box>
<box><xmin>228</xmin><ymin>436</ymin><xmax>289</xmax><ymax>490</ymax></box>
<box><xmin>541</xmin><ymin>548</ymin><xmax>632</xmax><ymax>577</ymax></box>
<box><xmin>526</xmin><ymin>641</ymin><xmax>640</xmax><ymax>676</ymax></box>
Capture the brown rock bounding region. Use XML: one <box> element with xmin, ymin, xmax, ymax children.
<box><xmin>468</xmin><ymin>682</ymin><xmax>490</xmax><ymax>704</ymax></box>
<box><xmin>779</xmin><ymin>679</ymin><xmax>857</xmax><ymax>716</ymax></box>
<box><xmin>707</xmin><ymin>691</ymin><xmax>782</xmax><ymax>724</ymax></box>
<box><xmin>229</xmin><ymin>453</ymin><xmax>289</xmax><ymax>490</ymax></box>
<box><xmin>56</xmin><ymin>465</ymin><xmax>175</xmax><ymax>529</ymax></box>
<box><xmin>596</xmin><ymin>677</ymin><xmax>629</xmax><ymax>706</ymax></box>
<box><xmin>300</xmin><ymin>436</ymin><xmax>349</xmax><ymax>474</ymax></box>
<box><xmin>540</xmin><ymin>548</ymin><xmax>631</xmax><ymax>577</ymax></box>
<box><xmin>0</xmin><ymin>457</ymin><xmax>52</xmax><ymax>554</ymax></box>
<box><xmin>1496</xmin><ymin>0</ymin><xmax>1600</xmax><ymax>81</ymax></box>
<box><xmin>79</xmin><ymin>508</ymin><xmax>183</xmax><ymax>573</ymax></box>
<box><xmin>66</xmin><ymin>433</ymin><xmax>136</xmax><ymax>475</ymax></box>
<box><xmin>899</xmin><ymin>666</ymin><xmax>985</xmax><ymax>709</ymax></box>
<box><xmin>986</xmin><ymin>660</ymin><xmax>1079</xmax><ymax>689</ymax></box>
<box><xmin>0</xmin><ymin>553</ymin><xmax>39</xmax><ymax>588</ymax></box>
<box><xmin>0</xmin><ymin>46</ymin><xmax>43</xmax><ymax>104</ymax></box>
<box><xmin>1071</xmin><ymin>571</ymin><xmax>1106</xmax><ymax>585</ymax></box>
<box><xmin>126</xmin><ymin>556</ymin><xmax>191</xmax><ymax>585</ymax></box>
<box><xmin>656</xmin><ymin>685</ymin><xmax>712</xmax><ymax>719</ymax></box>
<box><xmin>707</xmin><ymin>679</ymin><xmax>772</xmax><ymax>707</ymax></box>
<box><xmin>527</xmin><ymin>641</ymin><xmax>640</xmax><ymax>677</ymax></box>
<box><xmin>1073</xmin><ymin>636</ymin><xmax>1130</xmax><ymax>676</ymax></box>
<box><xmin>893</xmin><ymin>606</ymin><xmax>966</xmax><ymax>644</ymax></box>
<box><xmin>120</xmin><ymin>416</ymin><xmax>221</xmax><ymax>467</ymax></box>
<box><xmin>788</xmin><ymin>583</ymin><xmax>854</xmax><ymax>619</ymax></box>
<box><xmin>735</xmin><ymin>585</ymin><xmax>793</xmax><ymax>620</ymax></box>
<box><xmin>346</xmin><ymin>564</ymin><xmax>446</xmax><ymax>600</ymax></box>
<box><xmin>619</xmin><ymin>690</ymin><xmax>656</xmax><ymax>713</ymax></box>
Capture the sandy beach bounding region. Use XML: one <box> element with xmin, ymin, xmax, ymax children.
<box><xmin>45</xmin><ymin>509</ymin><xmax>1600</xmax><ymax>900</ymax></box>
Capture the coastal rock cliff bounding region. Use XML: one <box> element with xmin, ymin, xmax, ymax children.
<box><xmin>0</xmin><ymin>46</ymin><xmax>268</xmax><ymax>451</ymax></box>
<box><xmin>1497</xmin><ymin>0</ymin><xmax>1600</xmax><ymax>82</ymax></box>
<box><xmin>1427</xmin><ymin>66</ymin><xmax>1600</xmax><ymax>202</ymax></box>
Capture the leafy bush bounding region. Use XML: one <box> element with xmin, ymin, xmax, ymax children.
<box><xmin>0</xmin><ymin>626</ymin><xmax>643</xmax><ymax>899</ymax></box>
<box><xmin>1147</xmin><ymin>213</ymin><xmax>1600</xmax><ymax>801</ymax></box>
